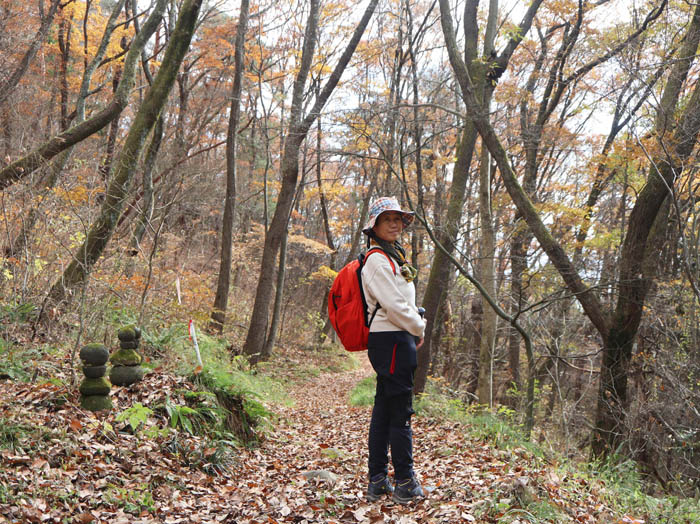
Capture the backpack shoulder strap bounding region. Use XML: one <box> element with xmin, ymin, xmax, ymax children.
<box><xmin>365</xmin><ymin>247</ymin><xmax>396</xmax><ymax>275</ymax></box>
<box><xmin>358</xmin><ymin>248</ymin><xmax>395</xmax><ymax>329</ymax></box>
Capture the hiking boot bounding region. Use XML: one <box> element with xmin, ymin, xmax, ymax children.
<box><xmin>392</xmin><ymin>477</ymin><xmax>424</xmax><ymax>504</ymax></box>
<box><xmin>366</xmin><ymin>474</ymin><xmax>394</xmax><ymax>502</ymax></box>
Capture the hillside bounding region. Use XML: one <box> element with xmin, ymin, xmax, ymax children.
<box><xmin>0</xmin><ymin>343</ymin><xmax>653</xmax><ymax>524</ymax></box>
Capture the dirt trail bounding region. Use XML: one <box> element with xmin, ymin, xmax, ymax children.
<box><xmin>0</xmin><ymin>354</ymin><xmax>611</xmax><ymax>523</ymax></box>
<box><xmin>226</xmin><ymin>355</ymin><xmax>611</xmax><ymax>524</ymax></box>
<box><xmin>228</xmin><ymin>356</ymin><xmax>481</xmax><ymax>523</ymax></box>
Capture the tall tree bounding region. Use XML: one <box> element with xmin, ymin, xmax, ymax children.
<box><xmin>242</xmin><ymin>0</ymin><xmax>379</xmax><ymax>363</ymax></box>
<box><xmin>475</xmin><ymin>0</ymin><xmax>498</xmax><ymax>406</ymax></box>
<box><xmin>209</xmin><ymin>0</ymin><xmax>251</xmax><ymax>333</ymax></box>
<box><xmin>439</xmin><ymin>0</ymin><xmax>700</xmax><ymax>457</ymax></box>
<box><xmin>414</xmin><ymin>0</ymin><xmax>543</xmax><ymax>394</ymax></box>
<box><xmin>45</xmin><ymin>0</ymin><xmax>204</xmax><ymax>306</ymax></box>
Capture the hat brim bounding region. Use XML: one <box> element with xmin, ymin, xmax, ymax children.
<box><xmin>366</xmin><ymin>210</ymin><xmax>415</xmax><ymax>230</ymax></box>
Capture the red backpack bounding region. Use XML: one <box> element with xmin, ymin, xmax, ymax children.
<box><xmin>328</xmin><ymin>248</ymin><xmax>396</xmax><ymax>351</ymax></box>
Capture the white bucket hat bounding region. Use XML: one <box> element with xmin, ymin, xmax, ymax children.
<box><xmin>365</xmin><ymin>196</ymin><xmax>415</xmax><ymax>230</ymax></box>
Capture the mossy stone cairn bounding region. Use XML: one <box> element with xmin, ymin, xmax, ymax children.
<box><xmin>109</xmin><ymin>325</ymin><xmax>144</xmax><ymax>386</ymax></box>
<box><xmin>79</xmin><ymin>343</ymin><xmax>112</xmax><ymax>412</ymax></box>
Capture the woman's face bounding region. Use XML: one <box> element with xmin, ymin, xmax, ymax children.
<box><xmin>373</xmin><ymin>211</ymin><xmax>404</xmax><ymax>242</ymax></box>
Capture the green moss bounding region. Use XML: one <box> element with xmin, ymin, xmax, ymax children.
<box><xmin>79</xmin><ymin>377</ymin><xmax>111</xmax><ymax>396</ymax></box>
<box><xmin>82</xmin><ymin>365</ymin><xmax>107</xmax><ymax>379</ymax></box>
<box><xmin>79</xmin><ymin>343</ymin><xmax>109</xmax><ymax>366</ymax></box>
<box><xmin>110</xmin><ymin>365</ymin><xmax>144</xmax><ymax>386</ymax></box>
<box><xmin>80</xmin><ymin>394</ymin><xmax>113</xmax><ymax>412</ymax></box>
<box><xmin>110</xmin><ymin>348</ymin><xmax>142</xmax><ymax>366</ymax></box>
<box><xmin>117</xmin><ymin>325</ymin><xmax>141</xmax><ymax>342</ymax></box>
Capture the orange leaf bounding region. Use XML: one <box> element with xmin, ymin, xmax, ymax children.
<box><xmin>75</xmin><ymin>513</ymin><xmax>95</xmax><ymax>524</ymax></box>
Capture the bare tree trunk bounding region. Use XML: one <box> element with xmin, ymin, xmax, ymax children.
<box><xmin>0</xmin><ymin>0</ymin><xmax>166</xmax><ymax>191</ymax></box>
<box><xmin>507</xmin><ymin>235</ymin><xmax>525</xmax><ymax>391</ymax></box>
<box><xmin>44</xmin><ymin>0</ymin><xmax>203</xmax><ymax>307</ymax></box>
<box><xmin>127</xmin><ymin>111</ymin><xmax>164</xmax><ymax>262</ymax></box>
<box><xmin>475</xmin><ymin>0</ymin><xmax>498</xmax><ymax>407</ymax></box>
<box><xmin>382</xmin><ymin>7</ymin><xmax>404</xmax><ymax>195</ymax></box>
<box><xmin>466</xmin><ymin>298</ymin><xmax>482</xmax><ymax>396</ymax></box>
<box><xmin>477</xmin><ymin>151</ymin><xmax>497</xmax><ymax>406</ymax></box>
<box><xmin>243</xmin><ymin>0</ymin><xmax>379</xmax><ymax>363</ymax></box>
<box><xmin>415</xmin><ymin>123</ymin><xmax>476</xmax><ymax>394</ymax></box>
<box><xmin>99</xmin><ymin>68</ymin><xmax>123</xmax><ymax>182</ymax></box>
<box><xmin>263</xmin><ymin>225</ymin><xmax>288</xmax><ymax>357</ymax></box>
<box><xmin>210</xmin><ymin>0</ymin><xmax>251</xmax><ymax>333</ymax></box>
<box><xmin>0</xmin><ymin>0</ymin><xmax>62</xmax><ymax>107</ymax></box>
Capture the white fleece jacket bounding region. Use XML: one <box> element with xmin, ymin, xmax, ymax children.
<box><xmin>361</xmin><ymin>249</ymin><xmax>426</xmax><ymax>338</ymax></box>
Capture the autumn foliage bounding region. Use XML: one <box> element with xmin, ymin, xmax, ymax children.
<box><xmin>0</xmin><ymin>0</ymin><xmax>699</xmax><ymax>521</ymax></box>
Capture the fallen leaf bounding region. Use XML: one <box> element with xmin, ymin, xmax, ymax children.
<box><xmin>3</xmin><ymin>454</ymin><xmax>30</xmax><ymax>465</ymax></box>
<box><xmin>74</xmin><ymin>512</ymin><xmax>95</xmax><ymax>524</ymax></box>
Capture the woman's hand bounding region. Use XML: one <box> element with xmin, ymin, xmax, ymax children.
<box><xmin>416</xmin><ymin>338</ymin><xmax>424</xmax><ymax>349</ymax></box>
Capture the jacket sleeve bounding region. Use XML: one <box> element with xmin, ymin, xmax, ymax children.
<box><xmin>363</xmin><ymin>254</ymin><xmax>426</xmax><ymax>337</ymax></box>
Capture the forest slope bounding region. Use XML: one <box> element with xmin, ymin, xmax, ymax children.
<box><xmin>0</xmin><ymin>346</ymin><xmax>644</xmax><ymax>523</ymax></box>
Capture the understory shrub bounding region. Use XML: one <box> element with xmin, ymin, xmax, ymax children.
<box><xmin>193</xmin><ymin>367</ymin><xmax>274</xmax><ymax>445</ymax></box>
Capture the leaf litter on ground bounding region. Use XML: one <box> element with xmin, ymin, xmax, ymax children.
<box><xmin>0</xmin><ymin>347</ymin><xmax>630</xmax><ymax>523</ymax></box>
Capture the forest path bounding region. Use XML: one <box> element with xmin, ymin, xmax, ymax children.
<box><xmin>0</xmin><ymin>351</ymin><xmax>613</xmax><ymax>524</ymax></box>
<box><xmin>229</xmin><ymin>354</ymin><xmax>525</xmax><ymax>523</ymax></box>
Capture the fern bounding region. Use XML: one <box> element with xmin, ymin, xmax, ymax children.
<box><xmin>115</xmin><ymin>403</ymin><xmax>153</xmax><ymax>433</ymax></box>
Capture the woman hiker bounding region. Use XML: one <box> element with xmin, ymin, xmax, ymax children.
<box><xmin>361</xmin><ymin>196</ymin><xmax>426</xmax><ymax>504</ymax></box>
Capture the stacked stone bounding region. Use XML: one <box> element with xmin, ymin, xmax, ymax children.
<box><xmin>79</xmin><ymin>343</ymin><xmax>112</xmax><ymax>412</ymax></box>
<box><xmin>109</xmin><ymin>325</ymin><xmax>144</xmax><ymax>386</ymax></box>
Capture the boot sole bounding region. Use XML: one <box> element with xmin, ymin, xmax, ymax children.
<box><xmin>392</xmin><ymin>493</ymin><xmax>424</xmax><ymax>504</ymax></box>
<box><xmin>366</xmin><ymin>491</ymin><xmax>392</xmax><ymax>502</ymax></box>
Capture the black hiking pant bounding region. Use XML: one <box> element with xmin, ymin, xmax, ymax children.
<box><xmin>367</xmin><ymin>331</ymin><xmax>417</xmax><ymax>481</ymax></box>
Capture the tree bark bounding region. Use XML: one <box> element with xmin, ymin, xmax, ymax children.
<box><xmin>0</xmin><ymin>0</ymin><xmax>166</xmax><ymax>191</ymax></box>
<box><xmin>477</xmin><ymin>152</ymin><xmax>497</xmax><ymax>406</ymax></box>
<box><xmin>475</xmin><ymin>0</ymin><xmax>498</xmax><ymax>407</ymax></box>
<box><xmin>415</xmin><ymin>123</ymin><xmax>476</xmax><ymax>394</ymax></box>
<box><xmin>99</xmin><ymin>68</ymin><xmax>123</xmax><ymax>181</ymax></box>
<box><xmin>128</xmin><ymin>111</ymin><xmax>164</xmax><ymax>253</ymax></box>
<box><xmin>263</xmin><ymin>221</ymin><xmax>288</xmax><ymax>357</ymax></box>
<box><xmin>45</xmin><ymin>0</ymin><xmax>203</xmax><ymax>306</ymax></box>
<box><xmin>210</xmin><ymin>0</ymin><xmax>251</xmax><ymax>333</ymax></box>
<box><xmin>242</xmin><ymin>0</ymin><xmax>379</xmax><ymax>363</ymax></box>
<box><xmin>0</xmin><ymin>0</ymin><xmax>62</xmax><ymax>108</ymax></box>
